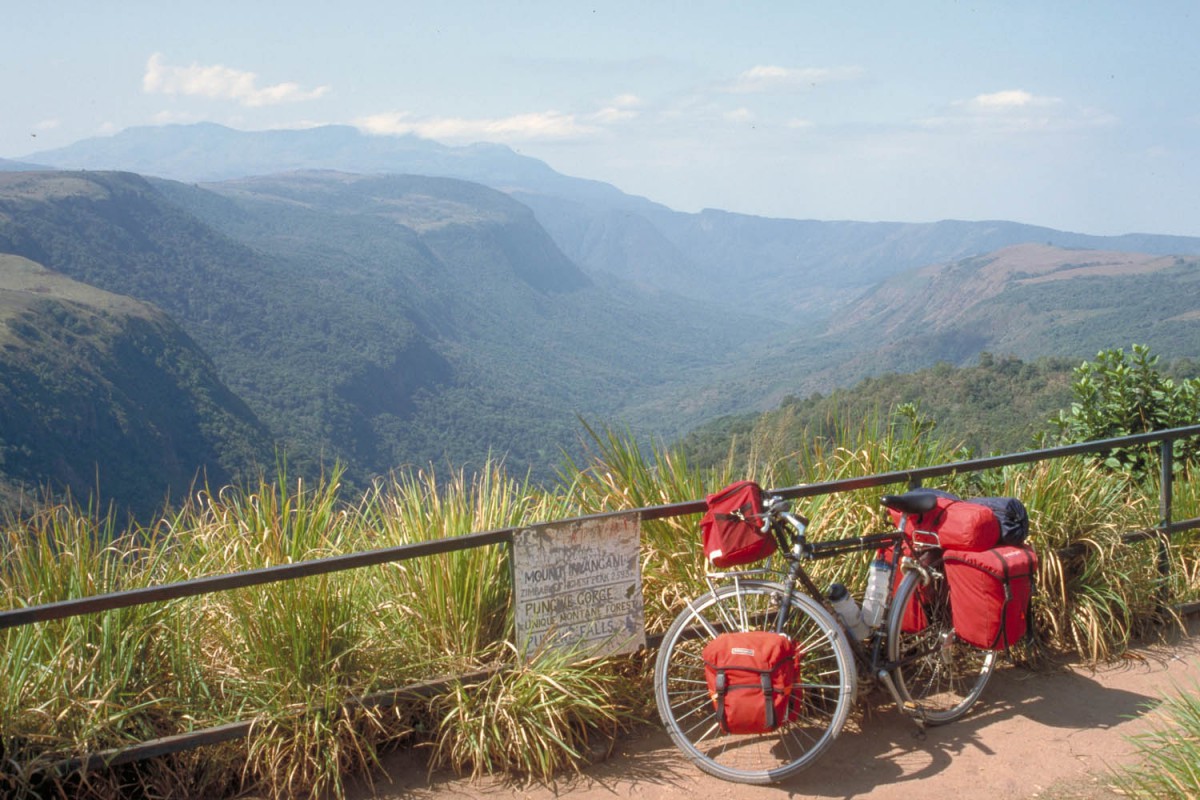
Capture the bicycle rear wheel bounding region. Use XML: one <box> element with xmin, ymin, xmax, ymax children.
<box><xmin>653</xmin><ymin>580</ymin><xmax>856</xmax><ymax>784</ymax></box>
<box><xmin>886</xmin><ymin>567</ymin><xmax>996</xmax><ymax>725</ymax></box>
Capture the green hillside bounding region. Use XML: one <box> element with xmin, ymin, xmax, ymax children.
<box><xmin>679</xmin><ymin>349</ymin><xmax>1200</xmax><ymax>472</ymax></box>
<box><xmin>679</xmin><ymin>354</ymin><xmax>1078</xmax><ymax>470</ymax></box>
<box><xmin>632</xmin><ymin>244</ymin><xmax>1200</xmax><ymax>430</ymax></box>
<box><xmin>154</xmin><ymin>171</ymin><xmax>765</xmax><ymax>477</ymax></box>
<box><xmin>0</xmin><ymin>170</ymin><xmax>762</xmax><ymax>494</ymax></box>
<box><xmin>0</xmin><ymin>255</ymin><xmax>269</xmax><ymax>518</ymax></box>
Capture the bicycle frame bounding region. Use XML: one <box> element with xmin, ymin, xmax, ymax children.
<box><xmin>702</xmin><ymin>503</ymin><xmax>930</xmax><ymax>703</ymax></box>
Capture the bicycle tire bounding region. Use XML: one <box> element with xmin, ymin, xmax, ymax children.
<box><xmin>886</xmin><ymin>567</ymin><xmax>996</xmax><ymax>725</ymax></box>
<box><xmin>653</xmin><ymin>580</ymin><xmax>856</xmax><ymax>784</ymax></box>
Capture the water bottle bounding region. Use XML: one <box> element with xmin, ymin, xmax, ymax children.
<box><xmin>861</xmin><ymin>557</ymin><xmax>892</xmax><ymax>629</ymax></box>
<box><xmin>828</xmin><ymin>582</ymin><xmax>869</xmax><ymax>639</ymax></box>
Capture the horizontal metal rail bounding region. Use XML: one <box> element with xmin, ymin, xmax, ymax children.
<box><xmin>48</xmin><ymin>669</ymin><xmax>495</xmax><ymax>776</ymax></box>
<box><xmin>0</xmin><ymin>528</ymin><xmax>514</xmax><ymax>631</ymax></box>
<box><xmin>8</xmin><ymin>425</ymin><xmax>1197</xmax><ymax>631</ymax></box>
<box><xmin>5</xmin><ymin>423</ymin><xmax>1200</xmax><ymax>778</ymax></box>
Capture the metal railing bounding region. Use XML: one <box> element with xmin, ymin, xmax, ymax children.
<box><xmin>4</xmin><ymin>424</ymin><xmax>1200</xmax><ymax>776</ymax></box>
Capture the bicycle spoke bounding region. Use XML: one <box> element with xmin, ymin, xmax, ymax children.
<box><xmin>886</xmin><ymin>569</ymin><xmax>995</xmax><ymax>724</ymax></box>
<box><xmin>654</xmin><ymin>582</ymin><xmax>855</xmax><ymax>784</ymax></box>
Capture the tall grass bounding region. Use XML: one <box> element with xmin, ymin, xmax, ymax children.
<box><xmin>356</xmin><ymin>464</ymin><xmax>636</xmax><ymax>781</ymax></box>
<box><xmin>360</xmin><ymin>464</ymin><xmax>546</xmax><ymax>671</ymax></box>
<box><xmin>427</xmin><ymin>642</ymin><xmax>625</xmax><ymax>781</ymax></box>
<box><xmin>0</xmin><ymin>504</ymin><xmax>196</xmax><ymax>798</ymax></box>
<box><xmin>1169</xmin><ymin>474</ymin><xmax>1200</xmax><ymax>605</ymax></box>
<box><xmin>560</xmin><ymin>423</ymin><xmax>729</xmax><ymax>629</ymax></box>
<box><xmin>1112</xmin><ymin>683</ymin><xmax>1200</xmax><ymax>799</ymax></box>
<box><xmin>181</xmin><ymin>470</ymin><xmax>393</xmax><ymax>799</ymax></box>
<box><xmin>974</xmin><ymin>457</ymin><xmax>1164</xmax><ymax>661</ymax></box>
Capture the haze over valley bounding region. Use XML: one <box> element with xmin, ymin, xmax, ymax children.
<box><xmin>3</xmin><ymin>123</ymin><xmax>1200</xmax><ymax>516</ymax></box>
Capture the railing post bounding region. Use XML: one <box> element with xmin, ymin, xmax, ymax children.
<box><xmin>1158</xmin><ymin>439</ymin><xmax>1174</xmax><ymax>608</ymax></box>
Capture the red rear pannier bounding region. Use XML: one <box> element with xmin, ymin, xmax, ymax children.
<box><xmin>701</xmin><ymin>481</ymin><xmax>775</xmax><ymax>568</ymax></box>
<box><xmin>880</xmin><ymin>543</ymin><xmax>928</xmax><ymax>632</ymax></box>
<box><xmin>943</xmin><ymin>545</ymin><xmax>1038</xmax><ymax>650</ymax></box>
<box><xmin>888</xmin><ymin>494</ymin><xmax>1001</xmax><ymax>552</ymax></box>
<box><xmin>702</xmin><ymin>630</ymin><xmax>801</xmax><ymax>734</ymax></box>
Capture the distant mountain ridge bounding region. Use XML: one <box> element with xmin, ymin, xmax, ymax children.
<box><xmin>1</xmin><ymin>157</ymin><xmax>48</xmax><ymax>172</ymax></box>
<box><xmin>832</xmin><ymin>244</ymin><xmax>1188</xmax><ymax>335</ymax></box>
<box><xmin>24</xmin><ymin>124</ymin><xmax>1200</xmax><ymax>318</ymax></box>
<box><xmin>19</xmin><ymin>123</ymin><xmax>613</xmax><ymax>200</ymax></box>
<box><xmin>726</xmin><ymin>243</ymin><xmax>1200</xmax><ymax>410</ymax></box>
<box><xmin>819</xmin><ymin>243</ymin><xmax>1200</xmax><ymax>372</ymax></box>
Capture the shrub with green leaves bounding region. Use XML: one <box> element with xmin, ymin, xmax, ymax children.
<box><xmin>1051</xmin><ymin>343</ymin><xmax>1200</xmax><ymax>477</ymax></box>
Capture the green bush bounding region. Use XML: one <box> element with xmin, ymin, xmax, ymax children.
<box><xmin>1052</xmin><ymin>343</ymin><xmax>1200</xmax><ymax>476</ymax></box>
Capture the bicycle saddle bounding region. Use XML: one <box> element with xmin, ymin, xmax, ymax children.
<box><xmin>880</xmin><ymin>491</ymin><xmax>939</xmax><ymax>515</ymax></box>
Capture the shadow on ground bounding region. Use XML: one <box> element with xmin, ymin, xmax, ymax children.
<box><xmin>345</xmin><ymin>619</ymin><xmax>1199</xmax><ymax>800</ymax></box>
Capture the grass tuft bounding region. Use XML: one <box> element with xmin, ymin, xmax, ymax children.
<box><xmin>1112</xmin><ymin>682</ymin><xmax>1200</xmax><ymax>799</ymax></box>
<box><xmin>427</xmin><ymin>642</ymin><xmax>625</xmax><ymax>782</ymax></box>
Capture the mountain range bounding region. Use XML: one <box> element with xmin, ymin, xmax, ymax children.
<box><xmin>2</xmin><ymin>123</ymin><xmax>1199</xmax><ymax>516</ymax></box>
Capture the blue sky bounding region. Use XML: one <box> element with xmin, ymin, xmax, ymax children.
<box><xmin>5</xmin><ymin>1</ymin><xmax>1199</xmax><ymax>236</ymax></box>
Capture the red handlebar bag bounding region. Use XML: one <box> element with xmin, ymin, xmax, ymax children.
<box><xmin>700</xmin><ymin>481</ymin><xmax>775</xmax><ymax>568</ymax></box>
<box><xmin>702</xmin><ymin>630</ymin><xmax>801</xmax><ymax>734</ymax></box>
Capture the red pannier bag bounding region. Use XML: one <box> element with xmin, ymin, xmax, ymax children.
<box><xmin>887</xmin><ymin>493</ymin><xmax>1001</xmax><ymax>552</ymax></box>
<box><xmin>880</xmin><ymin>543</ymin><xmax>928</xmax><ymax>633</ymax></box>
<box><xmin>943</xmin><ymin>545</ymin><xmax>1038</xmax><ymax>650</ymax></box>
<box><xmin>700</xmin><ymin>481</ymin><xmax>775</xmax><ymax>568</ymax></box>
<box><xmin>702</xmin><ymin>630</ymin><xmax>801</xmax><ymax>734</ymax></box>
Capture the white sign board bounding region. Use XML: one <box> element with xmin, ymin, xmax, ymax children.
<box><xmin>512</xmin><ymin>513</ymin><xmax>646</xmax><ymax>661</ymax></box>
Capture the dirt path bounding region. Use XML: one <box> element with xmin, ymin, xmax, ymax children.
<box><xmin>348</xmin><ymin>619</ymin><xmax>1200</xmax><ymax>800</ymax></box>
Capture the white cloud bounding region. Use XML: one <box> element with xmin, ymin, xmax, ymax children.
<box><xmin>724</xmin><ymin>107</ymin><xmax>754</xmax><ymax>122</ymax></box>
<box><xmin>591</xmin><ymin>106</ymin><xmax>637</xmax><ymax>124</ymax></box>
<box><xmin>35</xmin><ymin>119</ymin><xmax>60</xmax><ymax>131</ymax></box>
<box><xmin>590</xmin><ymin>94</ymin><xmax>642</xmax><ymax>124</ymax></box>
<box><xmin>142</xmin><ymin>53</ymin><xmax>329</xmax><ymax>107</ymax></box>
<box><xmin>355</xmin><ymin>110</ymin><xmax>594</xmax><ymax>142</ymax></box>
<box><xmin>920</xmin><ymin>88</ymin><xmax>1116</xmax><ymax>133</ymax></box>
<box><xmin>722</xmin><ymin>64</ymin><xmax>865</xmax><ymax>93</ymax></box>
<box><xmin>966</xmin><ymin>89</ymin><xmax>1060</xmax><ymax>111</ymax></box>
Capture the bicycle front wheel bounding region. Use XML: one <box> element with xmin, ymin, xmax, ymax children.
<box><xmin>886</xmin><ymin>567</ymin><xmax>996</xmax><ymax>725</ymax></box>
<box><xmin>653</xmin><ymin>580</ymin><xmax>856</xmax><ymax>784</ymax></box>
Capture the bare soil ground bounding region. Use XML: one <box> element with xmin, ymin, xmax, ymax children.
<box><xmin>346</xmin><ymin>618</ymin><xmax>1200</xmax><ymax>800</ymax></box>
